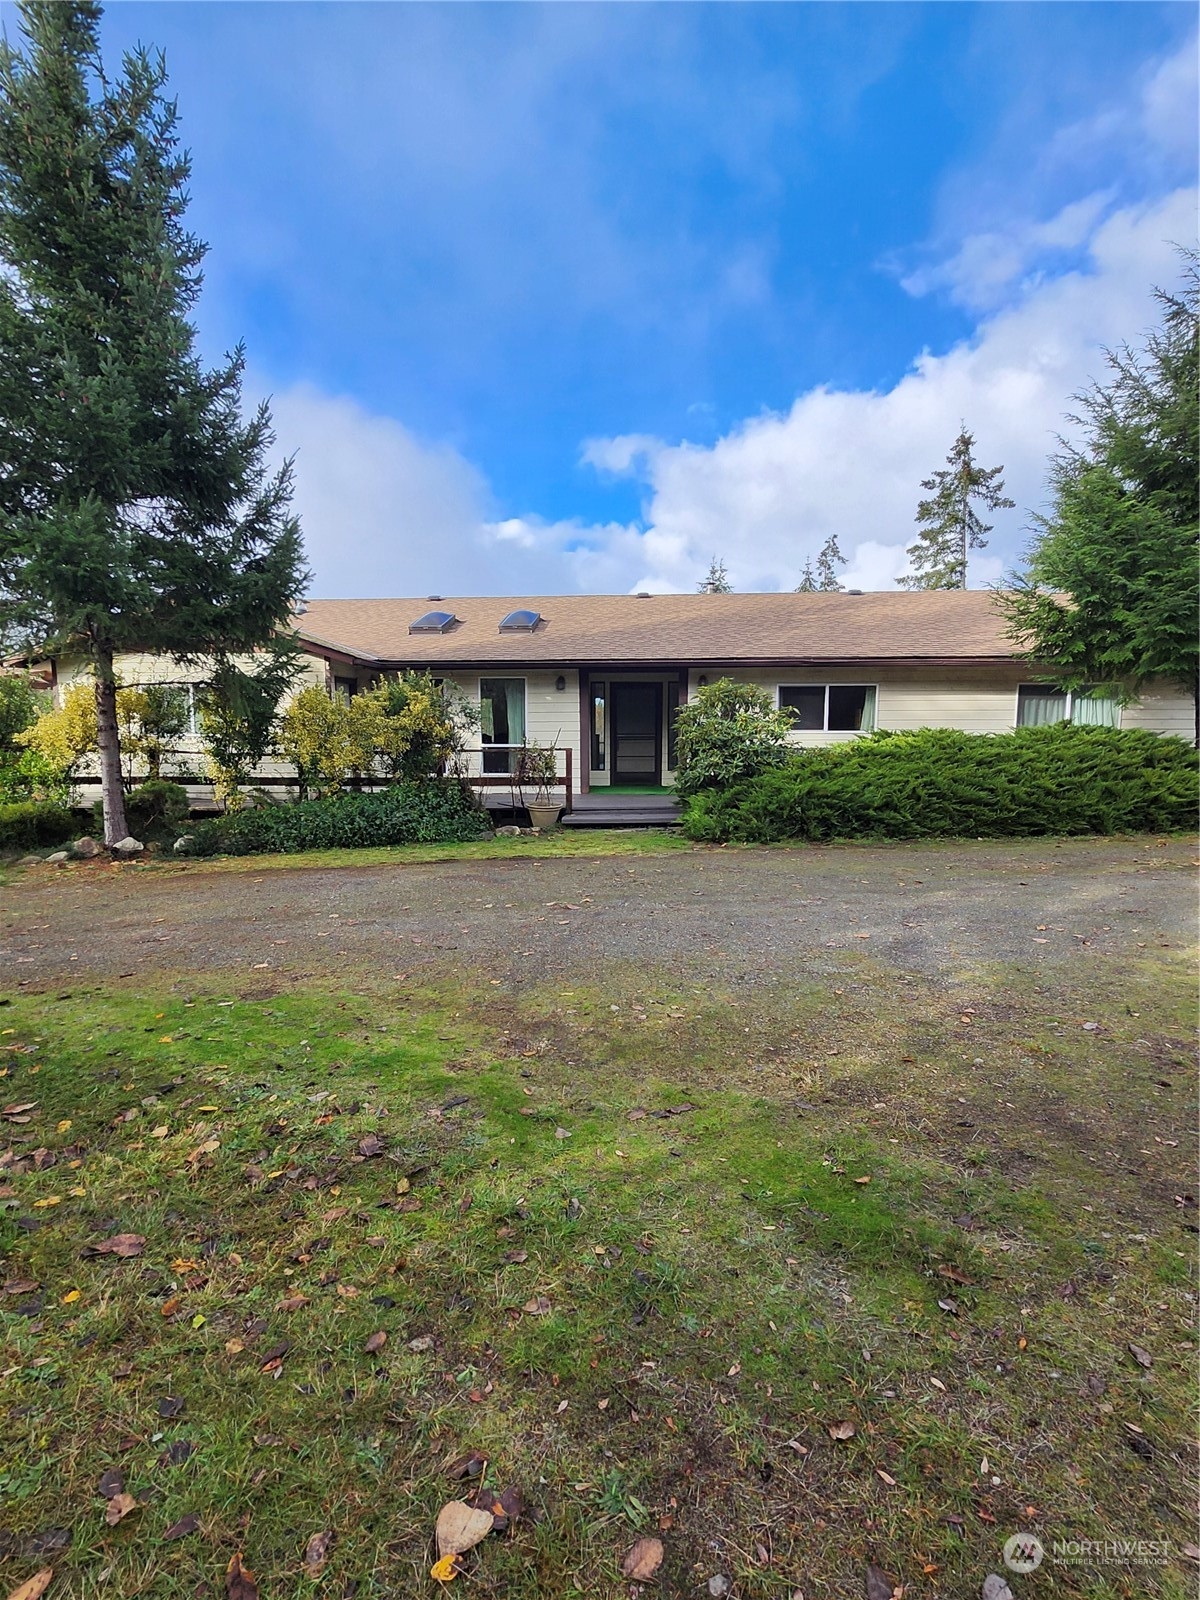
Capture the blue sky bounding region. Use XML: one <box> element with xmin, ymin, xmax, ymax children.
<box><xmin>77</xmin><ymin>3</ymin><xmax>1200</xmax><ymax>594</ymax></box>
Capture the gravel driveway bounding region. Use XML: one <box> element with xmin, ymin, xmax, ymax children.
<box><xmin>2</xmin><ymin>835</ymin><xmax>1193</xmax><ymax>990</ymax></box>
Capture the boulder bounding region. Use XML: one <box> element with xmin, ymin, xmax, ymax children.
<box><xmin>111</xmin><ymin>836</ymin><xmax>145</xmax><ymax>857</ymax></box>
<box><xmin>494</xmin><ymin>825</ymin><xmax>522</xmax><ymax>837</ymax></box>
<box><xmin>45</xmin><ymin>850</ymin><xmax>70</xmax><ymax>864</ymax></box>
<box><xmin>17</xmin><ymin>854</ymin><xmax>44</xmax><ymax>866</ymax></box>
<box><xmin>71</xmin><ymin>836</ymin><xmax>103</xmax><ymax>859</ymax></box>
<box><xmin>173</xmin><ymin>834</ymin><xmax>196</xmax><ymax>855</ymax></box>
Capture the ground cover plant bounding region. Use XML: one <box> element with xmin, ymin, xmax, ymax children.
<box><xmin>682</xmin><ymin>725</ymin><xmax>1198</xmax><ymax>843</ymax></box>
<box><xmin>0</xmin><ymin>840</ymin><xmax>1195</xmax><ymax>1599</ymax></box>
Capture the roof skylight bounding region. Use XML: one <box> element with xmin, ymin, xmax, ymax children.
<box><xmin>499</xmin><ymin>608</ymin><xmax>542</xmax><ymax>633</ymax></box>
<box><xmin>409</xmin><ymin>609</ymin><xmax>457</xmax><ymax>634</ymax></box>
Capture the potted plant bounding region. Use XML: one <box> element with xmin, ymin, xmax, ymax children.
<box><xmin>513</xmin><ymin>740</ymin><xmax>560</xmax><ymax>828</ymax></box>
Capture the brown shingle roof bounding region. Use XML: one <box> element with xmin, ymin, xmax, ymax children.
<box><xmin>295</xmin><ymin>590</ymin><xmax>1019</xmax><ymax>667</ymax></box>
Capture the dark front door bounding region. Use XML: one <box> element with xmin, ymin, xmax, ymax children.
<box><xmin>610</xmin><ymin>682</ymin><xmax>662</xmax><ymax>785</ymax></box>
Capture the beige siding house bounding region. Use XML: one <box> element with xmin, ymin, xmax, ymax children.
<box><xmin>34</xmin><ymin>590</ymin><xmax>1195</xmax><ymax>806</ymax></box>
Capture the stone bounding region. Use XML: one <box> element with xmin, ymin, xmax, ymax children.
<box><xmin>17</xmin><ymin>854</ymin><xmax>44</xmax><ymax>866</ymax></box>
<box><xmin>71</xmin><ymin>836</ymin><xmax>103</xmax><ymax>859</ymax></box>
<box><xmin>983</xmin><ymin>1578</ymin><xmax>1015</xmax><ymax>1600</ymax></box>
<box><xmin>173</xmin><ymin>835</ymin><xmax>195</xmax><ymax>855</ymax></box>
<box><xmin>708</xmin><ymin>1578</ymin><xmax>732</xmax><ymax>1598</ymax></box>
<box><xmin>45</xmin><ymin>850</ymin><xmax>70</xmax><ymax>864</ymax></box>
<box><xmin>111</xmin><ymin>837</ymin><xmax>145</xmax><ymax>857</ymax></box>
<box><xmin>494</xmin><ymin>825</ymin><xmax>521</xmax><ymax>837</ymax></box>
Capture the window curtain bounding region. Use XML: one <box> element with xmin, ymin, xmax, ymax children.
<box><xmin>859</xmin><ymin>686</ymin><xmax>877</xmax><ymax>732</ymax></box>
<box><xmin>504</xmin><ymin>680</ymin><xmax>526</xmax><ymax>746</ymax></box>
<box><xmin>1071</xmin><ymin>688</ymin><xmax>1118</xmax><ymax>727</ymax></box>
<box><xmin>1017</xmin><ymin>689</ymin><xmax>1069</xmax><ymax>726</ymax></box>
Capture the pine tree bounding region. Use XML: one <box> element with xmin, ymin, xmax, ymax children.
<box><xmin>899</xmin><ymin>427</ymin><xmax>1014</xmax><ymax>590</ymax></box>
<box><xmin>794</xmin><ymin>559</ymin><xmax>818</xmax><ymax>593</ymax></box>
<box><xmin>815</xmin><ymin>534</ymin><xmax>845</xmax><ymax>591</ymax></box>
<box><xmin>697</xmin><ymin>556</ymin><xmax>732</xmax><ymax>593</ymax></box>
<box><xmin>0</xmin><ymin>2</ymin><xmax>307</xmax><ymax>842</ymax></box>
<box><xmin>1000</xmin><ymin>254</ymin><xmax>1199</xmax><ymax>741</ymax></box>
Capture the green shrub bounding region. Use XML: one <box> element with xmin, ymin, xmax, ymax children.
<box><xmin>128</xmin><ymin>779</ymin><xmax>191</xmax><ymax>840</ymax></box>
<box><xmin>681</xmin><ymin>725</ymin><xmax>1199</xmax><ymax>843</ymax></box>
<box><xmin>190</xmin><ymin>780</ymin><xmax>489</xmax><ymax>856</ymax></box>
<box><xmin>673</xmin><ymin>679</ymin><xmax>794</xmax><ymax>798</ymax></box>
<box><xmin>0</xmin><ymin>799</ymin><xmax>75</xmax><ymax>850</ymax></box>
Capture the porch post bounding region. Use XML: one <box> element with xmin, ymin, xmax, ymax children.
<box><xmin>577</xmin><ymin>668</ymin><xmax>590</xmax><ymax>795</ymax></box>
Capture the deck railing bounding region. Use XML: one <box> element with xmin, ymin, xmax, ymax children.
<box><xmin>455</xmin><ymin>745</ymin><xmax>574</xmax><ymax>815</ymax></box>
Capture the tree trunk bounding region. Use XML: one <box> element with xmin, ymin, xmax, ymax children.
<box><xmin>95</xmin><ymin>652</ymin><xmax>130</xmax><ymax>845</ymax></box>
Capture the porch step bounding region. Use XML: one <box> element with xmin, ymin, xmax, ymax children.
<box><xmin>560</xmin><ymin>793</ymin><xmax>682</xmax><ymax>829</ymax></box>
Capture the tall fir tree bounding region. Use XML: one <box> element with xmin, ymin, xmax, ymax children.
<box><xmin>999</xmin><ymin>255</ymin><xmax>1199</xmax><ymax>742</ymax></box>
<box><xmin>794</xmin><ymin>559</ymin><xmax>818</xmax><ymax>593</ymax></box>
<box><xmin>899</xmin><ymin>427</ymin><xmax>1014</xmax><ymax>590</ymax></box>
<box><xmin>697</xmin><ymin>556</ymin><xmax>732</xmax><ymax>593</ymax></box>
<box><xmin>0</xmin><ymin>1</ymin><xmax>307</xmax><ymax>842</ymax></box>
<box><xmin>815</xmin><ymin>533</ymin><xmax>845</xmax><ymax>591</ymax></box>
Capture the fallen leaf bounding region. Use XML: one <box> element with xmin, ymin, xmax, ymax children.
<box><xmin>225</xmin><ymin>1552</ymin><xmax>259</xmax><ymax>1600</ymax></box>
<box><xmin>97</xmin><ymin>1468</ymin><xmax>124</xmax><ymax>1498</ymax></box>
<box><xmin>356</xmin><ymin>1134</ymin><xmax>384</xmax><ymax>1158</ymax></box>
<box><xmin>60</xmin><ymin>1290</ymin><xmax>80</xmax><ymax>1305</ymax></box>
<box><xmin>104</xmin><ymin>1492</ymin><xmax>139</xmax><ymax>1526</ymax></box>
<box><xmin>865</xmin><ymin>1564</ymin><xmax>899</xmax><ymax>1600</ymax></box>
<box><xmin>5</xmin><ymin>1571</ymin><xmax>54</xmax><ymax>1600</ymax></box>
<box><xmin>278</xmin><ymin>1294</ymin><xmax>309</xmax><ymax>1313</ymax></box>
<box><xmin>503</xmin><ymin>1249</ymin><xmax>528</xmax><ymax>1264</ymax></box>
<box><xmin>364</xmin><ymin>1330</ymin><xmax>388</xmax><ymax>1353</ymax></box>
<box><xmin>622</xmin><ymin>1536</ymin><xmax>664</xmax><ymax>1581</ymax></box>
<box><xmin>32</xmin><ymin>1196</ymin><xmax>61</xmax><ymax>1209</ymax></box>
<box><xmin>157</xmin><ymin>1396</ymin><xmax>185</xmax><ymax>1419</ymax></box>
<box><xmin>303</xmin><ymin>1530</ymin><xmax>333</xmax><ymax>1575</ymax></box>
<box><xmin>937</xmin><ymin>1264</ymin><xmax>974</xmax><ymax>1285</ymax></box>
<box><xmin>435</xmin><ymin>1500</ymin><xmax>494</xmax><ymax>1558</ymax></box>
<box><xmin>3</xmin><ymin>1278</ymin><xmax>39</xmax><ymax>1295</ymax></box>
<box><xmin>828</xmin><ymin>1420</ymin><xmax>856</xmax><ymax>1441</ymax></box>
<box><xmin>554</xmin><ymin>1126</ymin><xmax>572</xmax><ymax>1140</ymax></box>
<box><xmin>1129</xmin><ymin>1343</ymin><xmax>1153</xmax><ymax>1369</ymax></box>
<box><xmin>408</xmin><ymin>1334</ymin><xmax>435</xmax><ymax>1353</ymax></box>
<box><xmin>853</xmin><ymin>1175</ymin><xmax>871</xmax><ymax>1185</ymax></box>
<box><xmin>430</xmin><ymin>1553</ymin><xmax>461</xmax><ymax>1583</ymax></box>
<box><xmin>81</xmin><ymin>1232</ymin><xmax>144</xmax><ymax>1259</ymax></box>
<box><xmin>522</xmin><ymin>1295</ymin><xmax>551</xmax><ymax>1316</ymax></box>
<box><xmin>443</xmin><ymin>1450</ymin><xmax>487</xmax><ymax>1480</ymax></box>
<box><xmin>162</xmin><ymin>1513</ymin><xmax>200</xmax><ymax>1541</ymax></box>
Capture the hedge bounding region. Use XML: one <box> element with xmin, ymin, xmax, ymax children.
<box><xmin>681</xmin><ymin>725</ymin><xmax>1199</xmax><ymax>844</ymax></box>
<box><xmin>0</xmin><ymin>799</ymin><xmax>75</xmax><ymax>851</ymax></box>
<box><xmin>190</xmin><ymin>780</ymin><xmax>489</xmax><ymax>856</ymax></box>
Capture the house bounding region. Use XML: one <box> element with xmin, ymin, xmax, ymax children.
<box><xmin>33</xmin><ymin>590</ymin><xmax>1195</xmax><ymax>807</ymax></box>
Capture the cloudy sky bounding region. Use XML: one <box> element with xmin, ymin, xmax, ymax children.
<box><xmin>85</xmin><ymin>3</ymin><xmax>1197</xmax><ymax>596</ymax></box>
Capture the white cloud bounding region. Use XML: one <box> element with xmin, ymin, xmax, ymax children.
<box><xmin>583</xmin><ymin>188</ymin><xmax>1197</xmax><ymax>594</ymax></box>
<box><xmin>269</xmin><ymin>186</ymin><xmax>1194</xmax><ymax>602</ymax></box>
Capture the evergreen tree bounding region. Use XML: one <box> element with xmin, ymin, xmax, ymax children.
<box><xmin>794</xmin><ymin>559</ymin><xmax>818</xmax><ymax>593</ymax></box>
<box><xmin>0</xmin><ymin>2</ymin><xmax>307</xmax><ymax>842</ymax></box>
<box><xmin>899</xmin><ymin>427</ymin><xmax>1014</xmax><ymax>590</ymax></box>
<box><xmin>1000</xmin><ymin>255</ymin><xmax>1199</xmax><ymax>742</ymax></box>
<box><xmin>815</xmin><ymin>533</ymin><xmax>845</xmax><ymax>591</ymax></box>
<box><xmin>697</xmin><ymin>556</ymin><xmax>732</xmax><ymax>593</ymax></box>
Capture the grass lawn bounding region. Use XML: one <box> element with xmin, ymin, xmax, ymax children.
<box><xmin>0</xmin><ymin>849</ymin><xmax>1195</xmax><ymax>1598</ymax></box>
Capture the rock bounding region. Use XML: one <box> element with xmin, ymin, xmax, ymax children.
<box><xmin>173</xmin><ymin>834</ymin><xmax>195</xmax><ymax>855</ymax></box>
<box><xmin>45</xmin><ymin>850</ymin><xmax>70</xmax><ymax>864</ymax></box>
<box><xmin>71</xmin><ymin>836</ymin><xmax>103</xmax><ymax>859</ymax></box>
<box><xmin>111</xmin><ymin>837</ymin><xmax>145</xmax><ymax>857</ymax></box>
<box><xmin>17</xmin><ymin>854</ymin><xmax>44</xmax><ymax>866</ymax></box>
<box><xmin>494</xmin><ymin>825</ymin><xmax>521</xmax><ymax>837</ymax></box>
<box><xmin>708</xmin><ymin>1578</ymin><xmax>732</xmax><ymax>1598</ymax></box>
<box><xmin>982</xmin><ymin>1578</ymin><xmax>1015</xmax><ymax>1600</ymax></box>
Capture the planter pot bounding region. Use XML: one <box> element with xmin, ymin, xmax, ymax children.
<box><xmin>526</xmin><ymin>802</ymin><xmax>561</xmax><ymax>829</ymax></box>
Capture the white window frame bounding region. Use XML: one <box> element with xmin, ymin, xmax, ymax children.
<box><xmin>778</xmin><ymin>683</ymin><xmax>878</xmax><ymax>733</ymax></box>
<box><xmin>129</xmin><ymin>681</ymin><xmax>199</xmax><ymax>735</ymax></box>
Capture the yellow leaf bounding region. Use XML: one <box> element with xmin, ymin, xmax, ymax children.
<box><xmin>68</xmin><ymin>1186</ymin><xmax>86</xmax><ymax>1197</ymax></box>
<box><xmin>61</xmin><ymin>1289</ymin><xmax>81</xmax><ymax>1304</ymax></box>
<box><xmin>225</xmin><ymin>1338</ymin><xmax>244</xmax><ymax>1354</ymax></box>
<box><xmin>150</xmin><ymin>1125</ymin><xmax>169</xmax><ymax>1139</ymax></box>
<box><xmin>196</xmin><ymin>1105</ymin><xmax>219</xmax><ymax>1112</ymax></box>
<box><xmin>191</xmin><ymin>1313</ymin><xmax>206</xmax><ymax>1329</ymax></box>
<box><xmin>159</xmin><ymin>1037</ymin><xmax>173</xmax><ymax>1044</ymax></box>
<box><xmin>56</xmin><ymin>1119</ymin><xmax>72</xmax><ymax>1133</ymax></box>
<box><xmin>32</xmin><ymin>1196</ymin><xmax>62</xmax><ymax>1209</ymax></box>
<box><xmin>430</xmin><ymin>1553</ymin><xmax>461</xmax><ymax>1582</ymax></box>
<box><xmin>171</xmin><ymin>1258</ymin><xmax>200</xmax><ymax>1273</ymax></box>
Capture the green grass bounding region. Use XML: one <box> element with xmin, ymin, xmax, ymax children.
<box><xmin>0</xmin><ymin>912</ymin><xmax>1195</xmax><ymax>1596</ymax></box>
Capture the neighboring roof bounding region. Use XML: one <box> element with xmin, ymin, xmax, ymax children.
<box><xmin>294</xmin><ymin>590</ymin><xmax>1020</xmax><ymax>667</ymax></box>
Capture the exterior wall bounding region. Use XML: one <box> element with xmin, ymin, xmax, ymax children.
<box><xmin>686</xmin><ymin>666</ymin><xmax>1197</xmax><ymax>744</ymax></box>
<box><xmin>443</xmin><ymin>670</ymin><xmax>581</xmax><ymax>794</ymax></box>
